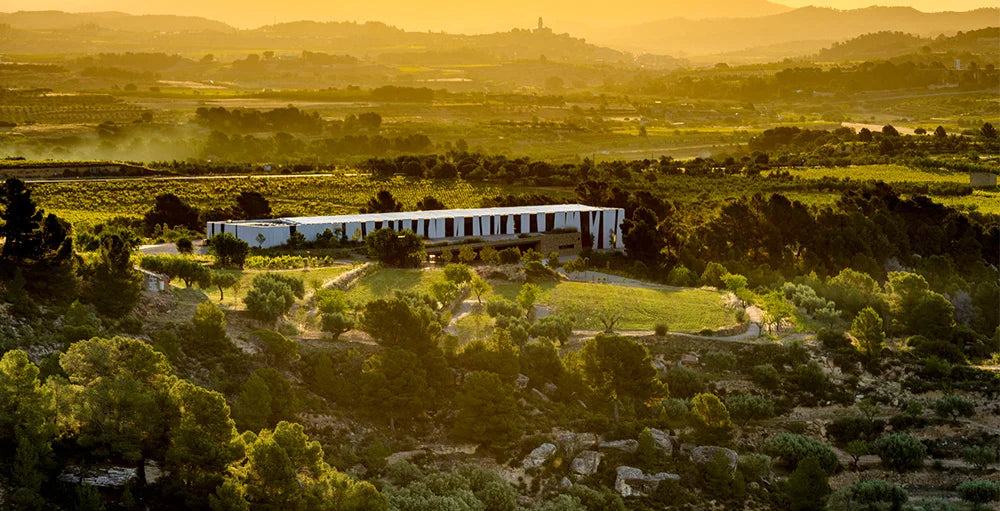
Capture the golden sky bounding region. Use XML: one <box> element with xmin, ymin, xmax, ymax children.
<box><xmin>5</xmin><ymin>0</ymin><xmax>998</xmax><ymax>31</ymax></box>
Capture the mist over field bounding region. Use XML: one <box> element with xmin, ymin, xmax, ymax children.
<box><xmin>0</xmin><ymin>1</ymin><xmax>998</xmax><ymax>510</ymax></box>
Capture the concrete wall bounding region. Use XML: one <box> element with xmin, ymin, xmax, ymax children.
<box><xmin>207</xmin><ymin>207</ymin><xmax>626</xmax><ymax>251</ymax></box>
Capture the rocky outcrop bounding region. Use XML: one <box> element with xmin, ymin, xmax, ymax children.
<box><xmin>648</xmin><ymin>428</ymin><xmax>674</xmax><ymax>456</ymax></box>
<box><xmin>386</xmin><ymin>449</ymin><xmax>427</xmax><ymax>465</ymax></box>
<box><xmin>599</xmin><ymin>439</ymin><xmax>639</xmax><ymax>453</ymax></box>
<box><xmin>614</xmin><ymin>466</ymin><xmax>680</xmax><ymax>498</ymax></box>
<box><xmin>522</xmin><ymin>443</ymin><xmax>557</xmax><ymax>469</ymax></box>
<box><xmin>690</xmin><ymin>446</ymin><xmax>739</xmax><ymax>473</ymax></box>
<box><xmin>555</xmin><ymin>430</ymin><xmax>599</xmax><ymax>457</ymax></box>
<box><xmin>570</xmin><ymin>450</ymin><xmax>603</xmax><ymax>476</ymax></box>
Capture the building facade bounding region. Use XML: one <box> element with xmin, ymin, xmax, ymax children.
<box><xmin>206</xmin><ymin>204</ymin><xmax>626</xmax><ymax>250</ymax></box>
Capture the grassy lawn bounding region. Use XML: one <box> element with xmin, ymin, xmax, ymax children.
<box><xmin>198</xmin><ymin>266</ymin><xmax>351</xmax><ymax>309</ymax></box>
<box><xmin>493</xmin><ymin>281</ymin><xmax>737</xmax><ymax>332</ymax></box>
<box><xmin>345</xmin><ymin>267</ymin><xmax>444</xmax><ymax>304</ymax></box>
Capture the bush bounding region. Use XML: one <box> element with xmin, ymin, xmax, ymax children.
<box><xmin>956</xmin><ymin>480</ymin><xmax>1000</xmax><ymax>508</ymax></box>
<box><xmin>817</xmin><ymin>328</ymin><xmax>851</xmax><ymax>350</ymax></box>
<box><xmin>750</xmin><ymin>364</ymin><xmax>780</xmax><ymax>389</ymax></box>
<box><xmin>176</xmin><ymin>237</ymin><xmax>193</xmax><ymax>254</ymax></box>
<box><xmin>654</xmin><ymin>323</ymin><xmax>669</xmax><ymax>336</ymax></box>
<box><xmin>764</xmin><ymin>433</ymin><xmax>839</xmax><ymax>474</ymax></box>
<box><xmin>725</xmin><ymin>394</ymin><xmax>775</xmax><ymax>427</ymax></box>
<box><xmin>703</xmin><ymin>350</ymin><xmax>737</xmax><ymax>372</ymax></box>
<box><xmin>664</xmin><ymin>366</ymin><xmax>705</xmax><ymax>398</ymax></box>
<box><xmin>841</xmin><ymin>480</ymin><xmax>908</xmax><ymax>511</ymax></box>
<box><xmin>667</xmin><ymin>265</ymin><xmax>699</xmax><ymax>287</ymax></box>
<box><xmin>932</xmin><ymin>395</ymin><xmax>975</xmax><ymax>420</ymax></box>
<box><xmin>192</xmin><ymin>300</ymin><xmax>226</xmax><ymax>343</ymax></box>
<box><xmin>701</xmin><ymin>262</ymin><xmax>728</xmax><ymax>288</ymax></box>
<box><xmin>962</xmin><ymin>445</ymin><xmax>998</xmax><ymax>471</ymax></box>
<box><xmin>785</xmin><ymin>456</ymin><xmax>830</xmax><ymax>511</ymax></box>
<box><xmin>872</xmin><ymin>433</ymin><xmax>926</xmax><ymax>473</ymax></box>
<box><xmin>486</xmin><ymin>296</ymin><xmax>520</xmax><ymax>318</ymax></box>
<box><xmin>722</xmin><ymin>273</ymin><xmax>748</xmax><ymax>291</ymax></box>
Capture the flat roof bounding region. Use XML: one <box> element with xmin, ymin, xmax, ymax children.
<box><xmin>224</xmin><ymin>204</ymin><xmax>617</xmax><ymax>226</ymax></box>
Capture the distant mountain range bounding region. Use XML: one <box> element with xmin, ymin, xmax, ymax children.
<box><xmin>0</xmin><ymin>10</ymin><xmax>233</xmax><ymax>32</ymax></box>
<box><xmin>1</xmin><ymin>0</ymin><xmax>793</xmax><ymax>33</ymax></box>
<box><xmin>0</xmin><ymin>7</ymin><xmax>996</xmax><ymax>62</ymax></box>
<box><xmin>592</xmin><ymin>6</ymin><xmax>1000</xmax><ymax>56</ymax></box>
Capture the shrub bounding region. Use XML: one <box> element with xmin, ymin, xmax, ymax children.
<box><xmin>932</xmin><ymin>395</ymin><xmax>975</xmax><ymax>421</ymax></box>
<box><xmin>764</xmin><ymin>433</ymin><xmax>839</xmax><ymax>474</ymax></box>
<box><xmin>192</xmin><ymin>300</ymin><xmax>226</xmax><ymax>343</ymax></box>
<box><xmin>664</xmin><ymin>366</ymin><xmax>705</xmax><ymax>398</ymax></box>
<box><xmin>956</xmin><ymin>480</ymin><xmax>1000</xmax><ymax>508</ymax></box>
<box><xmin>962</xmin><ymin>445</ymin><xmax>998</xmax><ymax>471</ymax></box>
<box><xmin>667</xmin><ymin>265</ymin><xmax>699</xmax><ymax>287</ymax></box>
<box><xmin>486</xmin><ymin>296</ymin><xmax>520</xmax><ymax>318</ymax></box>
<box><xmin>872</xmin><ymin>433</ymin><xmax>927</xmax><ymax>473</ymax></box>
<box><xmin>725</xmin><ymin>394</ymin><xmax>775</xmax><ymax>427</ymax></box>
<box><xmin>701</xmin><ymin>262</ymin><xmax>728</xmax><ymax>288</ymax></box>
<box><xmin>817</xmin><ymin>328</ymin><xmax>851</xmax><ymax>350</ymax></box>
<box><xmin>654</xmin><ymin>323</ymin><xmax>669</xmax><ymax>336</ymax></box>
<box><xmin>176</xmin><ymin>237</ymin><xmax>193</xmax><ymax>254</ymax></box>
<box><xmin>750</xmin><ymin>364</ymin><xmax>780</xmax><ymax>389</ymax></box>
<box><xmin>785</xmin><ymin>456</ymin><xmax>830</xmax><ymax>511</ymax></box>
<box><xmin>841</xmin><ymin>480</ymin><xmax>908</xmax><ymax>511</ymax></box>
<box><xmin>722</xmin><ymin>273</ymin><xmax>748</xmax><ymax>291</ymax></box>
<box><xmin>738</xmin><ymin>454</ymin><xmax>773</xmax><ymax>484</ymax></box>
<box><xmin>691</xmin><ymin>393</ymin><xmax>733</xmax><ymax>443</ymax></box>
<box><xmin>703</xmin><ymin>350</ymin><xmax>737</xmax><ymax>372</ymax></box>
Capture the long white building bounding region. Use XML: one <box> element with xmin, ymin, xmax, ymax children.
<box><xmin>206</xmin><ymin>204</ymin><xmax>625</xmax><ymax>250</ymax></box>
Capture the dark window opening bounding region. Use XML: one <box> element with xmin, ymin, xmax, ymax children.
<box><xmin>529</xmin><ymin>214</ymin><xmax>538</xmax><ymax>233</ymax></box>
<box><xmin>464</xmin><ymin>217</ymin><xmax>474</xmax><ymax>236</ymax></box>
<box><xmin>580</xmin><ymin>211</ymin><xmax>590</xmax><ymax>246</ymax></box>
<box><xmin>545</xmin><ymin>213</ymin><xmax>555</xmax><ymax>231</ymax></box>
<box><xmin>445</xmin><ymin>218</ymin><xmax>455</xmax><ymax>237</ymax></box>
<box><xmin>558</xmin><ymin>243</ymin><xmax>576</xmax><ymax>250</ymax></box>
<box><xmin>513</xmin><ymin>215</ymin><xmax>522</xmax><ymax>233</ymax></box>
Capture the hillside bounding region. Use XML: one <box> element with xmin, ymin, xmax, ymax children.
<box><xmin>814</xmin><ymin>26</ymin><xmax>1000</xmax><ymax>61</ymax></box>
<box><xmin>596</xmin><ymin>6</ymin><xmax>1000</xmax><ymax>56</ymax></box>
<box><xmin>1</xmin><ymin>0</ymin><xmax>793</xmax><ymax>33</ymax></box>
<box><xmin>0</xmin><ymin>9</ymin><xmax>234</xmax><ymax>32</ymax></box>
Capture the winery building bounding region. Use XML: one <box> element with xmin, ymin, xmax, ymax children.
<box><xmin>206</xmin><ymin>204</ymin><xmax>626</xmax><ymax>251</ymax></box>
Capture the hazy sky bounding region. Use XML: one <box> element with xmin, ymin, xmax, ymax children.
<box><xmin>5</xmin><ymin>0</ymin><xmax>998</xmax><ymax>31</ymax></box>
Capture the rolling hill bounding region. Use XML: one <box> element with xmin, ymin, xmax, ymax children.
<box><xmin>594</xmin><ymin>6</ymin><xmax>1000</xmax><ymax>56</ymax></box>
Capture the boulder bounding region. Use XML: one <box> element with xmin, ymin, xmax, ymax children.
<box><xmin>515</xmin><ymin>374</ymin><xmax>530</xmax><ymax>390</ymax></box>
<box><xmin>648</xmin><ymin>428</ymin><xmax>673</xmax><ymax>456</ymax></box>
<box><xmin>690</xmin><ymin>446</ymin><xmax>739</xmax><ymax>473</ymax></box>
<box><xmin>560</xmin><ymin>477</ymin><xmax>573</xmax><ymax>490</ymax></box>
<box><xmin>542</xmin><ymin>382</ymin><xmax>558</xmax><ymax>396</ymax></box>
<box><xmin>531</xmin><ymin>388</ymin><xmax>551</xmax><ymax>402</ymax></box>
<box><xmin>555</xmin><ymin>431</ymin><xmax>599</xmax><ymax>457</ymax></box>
<box><xmin>599</xmin><ymin>439</ymin><xmax>639</xmax><ymax>453</ymax></box>
<box><xmin>614</xmin><ymin>466</ymin><xmax>680</xmax><ymax>498</ymax></box>
<box><xmin>570</xmin><ymin>450</ymin><xmax>603</xmax><ymax>475</ymax></box>
<box><xmin>521</xmin><ymin>443</ymin><xmax>557</xmax><ymax>469</ymax></box>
